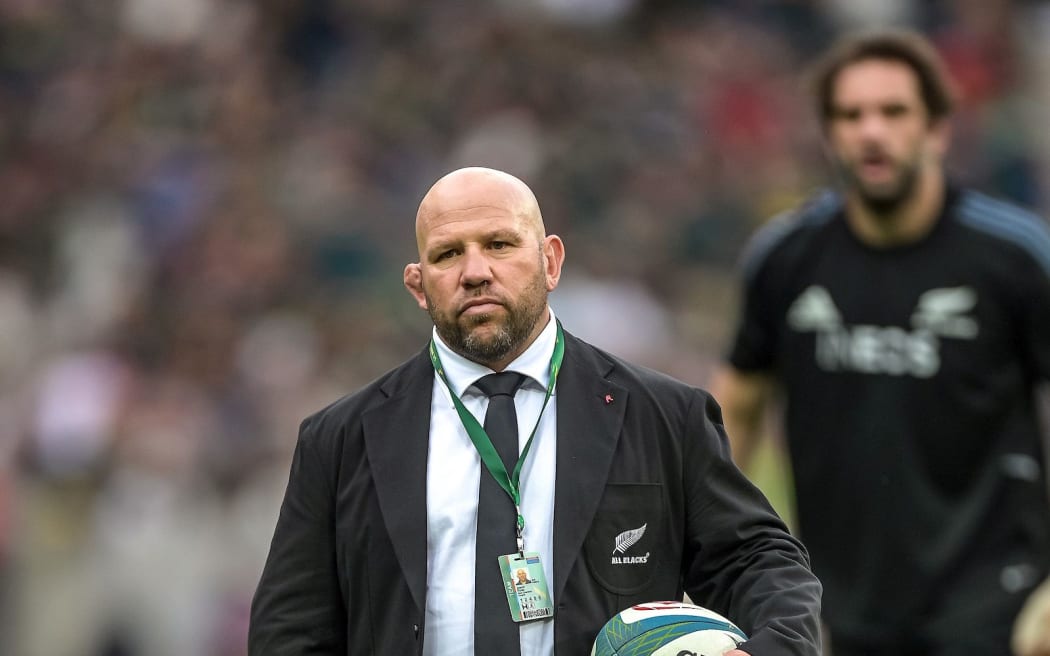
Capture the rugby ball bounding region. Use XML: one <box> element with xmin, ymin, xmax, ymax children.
<box><xmin>591</xmin><ymin>601</ymin><xmax>747</xmax><ymax>656</ymax></box>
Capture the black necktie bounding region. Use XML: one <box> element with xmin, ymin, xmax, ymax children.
<box><xmin>473</xmin><ymin>372</ymin><xmax>526</xmax><ymax>656</ymax></box>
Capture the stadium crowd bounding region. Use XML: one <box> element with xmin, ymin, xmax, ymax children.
<box><xmin>1</xmin><ymin>1</ymin><xmax>1048</xmax><ymax>654</ymax></box>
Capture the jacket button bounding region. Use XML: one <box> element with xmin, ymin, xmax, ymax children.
<box><xmin>413</xmin><ymin>623</ymin><xmax>419</xmax><ymax>638</ymax></box>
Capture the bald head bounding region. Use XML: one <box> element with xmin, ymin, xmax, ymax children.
<box><xmin>415</xmin><ymin>167</ymin><xmax>545</xmax><ymax>256</ymax></box>
<box><xmin>404</xmin><ymin>166</ymin><xmax>565</xmax><ymax>370</ymax></box>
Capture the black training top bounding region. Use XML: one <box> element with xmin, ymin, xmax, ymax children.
<box><xmin>728</xmin><ymin>185</ymin><xmax>1050</xmax><ymax>643</ymax></box>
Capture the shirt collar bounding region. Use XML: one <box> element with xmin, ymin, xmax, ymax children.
<box><xmin>431</xmin><ymin>308</ymin><xmax>558</xmax><ymax>398</ymax></box>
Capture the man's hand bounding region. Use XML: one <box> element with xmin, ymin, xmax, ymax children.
<box><xmin>725</xmin><ymin>651</ymin><xmax>751</xmax><ymax>656</ymax></box>
<box><xmin>1013</xmin><ymin>577</ymin><xmax>1050</xmax><ymax>656</ymax></box>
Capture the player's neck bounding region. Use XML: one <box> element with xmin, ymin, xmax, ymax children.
<box><xmin>845</xmin><ymin>167</ymin><xmax>945</xmax><ymax>248</ymax></box>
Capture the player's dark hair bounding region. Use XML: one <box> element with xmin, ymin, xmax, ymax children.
<box><xmin>811</xmin><ymin>29</ymin><xmax>956</xmax><ymax>127</ymax></box>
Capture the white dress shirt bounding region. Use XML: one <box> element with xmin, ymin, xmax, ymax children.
<box><xmin>422</xmin><ymin>312</ymin><xmax>559</xmax><ymax>656</ymax></box>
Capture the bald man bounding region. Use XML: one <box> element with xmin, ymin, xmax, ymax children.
<box><xmin>248</xmin><ymin>168</ymin><xmax>822</xmax><ymax>656</ymax></box>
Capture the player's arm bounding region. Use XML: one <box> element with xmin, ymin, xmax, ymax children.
<box><xmin>710</xmin><ymin>366</ymin><xmax>775</xmax><ymax>472</ymax></box>
<box><xmin>1012</xmin><ymin>231</ymin><xmax>1050</xmax><ymax>656</ymax></box>
<box><xmin>1011</xmin><ymin>214</ymin><xmax>1050</xmax><ymax>656</ymax></box>
<box><xmin>1012</xmin><ymin>576</ymin><xmax>1050</xmax><ymax>656</ymax></box>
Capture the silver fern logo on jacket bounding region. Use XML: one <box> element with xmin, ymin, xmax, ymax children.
<box><xmin>611</xmin><ymin>523</ymin><xmax>650</xmax><ymax>564</ymax></box>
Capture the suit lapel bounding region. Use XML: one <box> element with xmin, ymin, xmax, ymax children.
<box><xmin>363</xmin><ymin>351</ymin><xmax>433</xmax><ymax>614</ymax></box>
<box><xmin>552</xmin><ymin>336</ymin><xmax>628</xmax><ymax>602</ymax></box>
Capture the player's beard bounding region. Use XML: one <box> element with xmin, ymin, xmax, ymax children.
<box><xmin>425</xmin><ymin>264</ymin><xmax>548</xmax><ymax>366</ymax></box>
<box><xmin>837</xmin><ymin>149</ymin><xmax>921</xmax><ymax>217</ymax></box>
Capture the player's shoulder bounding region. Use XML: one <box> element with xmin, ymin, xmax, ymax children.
<box><xmin>953</xmin><ymin>189</ymin><xmax>1050</xmax><ymax>276</ymax></box>
<box><xmin>739</xmin><ymin>188</ymin><xmax>843</xmax><ymax>282</ymax></box>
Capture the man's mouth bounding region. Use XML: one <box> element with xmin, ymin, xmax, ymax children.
<box><xmin>460</xmin><ymin>298</ymin><xmax>504</xmax><ymax>316</ymax></box>
<box><xmin>858</xmin><ymin>152</ymin><xmax>894</xmax><ymax>180</ymax></box>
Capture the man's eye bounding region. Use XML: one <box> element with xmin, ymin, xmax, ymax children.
<box><xmin>436</xmin><ymin>250</ymin><xmax>456</xmax><ymax>261</ymax></box>
<box><xmin>491</xmin><ymin>241</ymin><xmax>508</xmax><ymax>250</ymax></box>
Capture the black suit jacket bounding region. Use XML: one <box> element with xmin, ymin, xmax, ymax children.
<box><xmin>249</xmin><ymin>331</ymin><xmax>821</xmax><ymax>655</ymax></box>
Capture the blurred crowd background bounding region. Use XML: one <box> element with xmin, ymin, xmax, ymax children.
<box><xmin>2</xmin><ymin>1</ymin><xmax>1050</xmax><ymax>654</ymax></box>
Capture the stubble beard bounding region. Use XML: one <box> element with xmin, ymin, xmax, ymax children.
<box><xmin>426</xmin><ymin>270</ymin><xmax>548</xmax><ymax>366</ymax></box>
<box><xmin>839</xmin><ymin>152</ymin><xmax>921</xmax><ymax>218</ymax></box>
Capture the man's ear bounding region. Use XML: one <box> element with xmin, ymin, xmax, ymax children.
<box><xmin>404</xmin><ymin>263</ymin><xmax>428</xmax><ymax>310</ymax></box>
<box><xmin>542</xmin><ymin>235</ymin><xmax>565</xmax><ymax>291</ymax></box>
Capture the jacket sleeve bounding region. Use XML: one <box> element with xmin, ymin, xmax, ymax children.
<box><xmin>248</xmin><ymin>417</ymin><xmax>347</xmax><ymax>655</ymax></box>
<box><xmin>682</xmin><ymin>391</ymin><xmax>822</xmax><ymax>655</ymax></box>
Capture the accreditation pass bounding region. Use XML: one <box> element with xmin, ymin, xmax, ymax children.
<box><xmin>498</xmin><ymin>552</ymin><xmax>554</xmax><ymax>622</ymax></box>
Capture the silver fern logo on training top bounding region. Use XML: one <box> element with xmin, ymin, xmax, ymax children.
<box><xmin>611</xmin><ymin>523</ymin><xmax>649</xmax><ymax>565</ymax></box>
<box><xmin>911</xmin><ymin>287</ymin><xmax>979</xmax><ymax>338</ymax></box>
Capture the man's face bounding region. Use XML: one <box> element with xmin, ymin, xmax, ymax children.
<box><xmin>409</xmin><ymin>193</ymin><xmax>559</xmax><ymax>368</ymax></box>
<box><xmin>825</xmin><ymin>58</ymin><xmax>947</xmax><ymax>214</ymax></box>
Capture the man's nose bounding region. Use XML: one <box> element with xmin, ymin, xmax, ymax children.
<box><xmin>460</xmin><ymin>248</ymin><xmax>493</xmax><ymax>287</ymax></box>
<box><xmin>857</xmin><ymin>112</ymin><xmax>888</xmax><ymax>140</ymax></box>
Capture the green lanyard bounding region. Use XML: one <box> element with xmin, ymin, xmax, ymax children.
<box><xmin>429</xmin><ymin>321</ymin><xmax>565</xmax><ymax>552</ymax></box>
